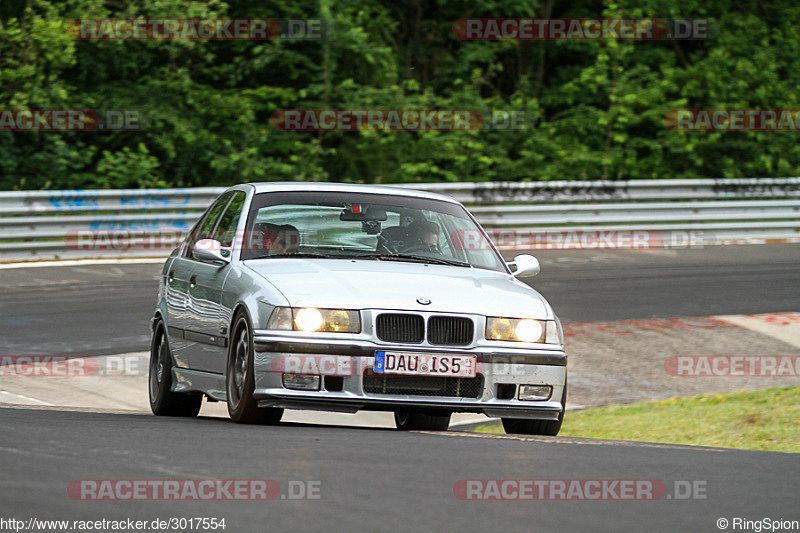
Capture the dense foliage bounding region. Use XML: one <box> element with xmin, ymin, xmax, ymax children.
<box><xmin>1</xmin><ymin>0</ymin><xmax>798</xmax><ymax>189</ymax></box>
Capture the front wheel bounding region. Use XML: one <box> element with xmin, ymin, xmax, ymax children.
<box><xmin>149</xmin><ymin>320</ymin><xmax>202</xmax><ymax>417</ymax></box>
<box><xmin>226</xmin><ymin>312</ymin><xmax>283</xmax><ymax>425</ymax></box>
<box><xmin>502</xmin><ymin>382</ymin><xmax>567</xmax><ymax>436</ymax></box>
<box><xmin>394</xmin><ymin>409</ymin><xmax>451</xmax><ymax>431</ymax></box>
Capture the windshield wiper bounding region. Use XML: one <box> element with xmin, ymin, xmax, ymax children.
<box><xmin>263</xmin><ymin>252</ymin><xmax>342</xmax><ymax>259</ymax></box>
<box><xmin>353</xmin><ymin>253</ymin><xmax>470</xmax><ymax>267</ymax></box>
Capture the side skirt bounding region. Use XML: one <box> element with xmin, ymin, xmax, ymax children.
<box><xmin>172</xmin><ymin>367</ymin><xmax>227</xmax><ymax>401</ymax></box>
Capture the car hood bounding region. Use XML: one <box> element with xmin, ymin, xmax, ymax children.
<box><xmin>243</xmin><ymin>258</ymin><xmax>552</xmax><ymax>319</ymax></box>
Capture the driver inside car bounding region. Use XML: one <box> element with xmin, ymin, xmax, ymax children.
<box><xmin>402</xmin><ymin>220</ymin><xmax>441</xmax><ymax>253</ymax></box>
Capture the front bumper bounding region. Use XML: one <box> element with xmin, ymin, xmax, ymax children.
<box><xmin>252</xmin><ymin>332</ymin><xmax>567</xmax><ymax>420</ymax></box>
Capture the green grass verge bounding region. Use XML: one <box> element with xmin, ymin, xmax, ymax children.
<box><xmin>474</xmin><ymin>386</ymin><xmax>800</xmax><ymax>453</ymax></box>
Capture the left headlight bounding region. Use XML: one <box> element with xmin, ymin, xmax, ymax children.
<box><xmin>267</xmin><ymin>307</ymin><xmax>361</xmax><ymax>333</ymax></box>
<box><xmin>486</xmin><ymin>317</ymin><xmax>559</xmax><ymax>344</ymax></box>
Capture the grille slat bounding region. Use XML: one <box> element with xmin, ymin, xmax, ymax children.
<box><xmin>376</xmin><ymin>313</ymin><xmax>424</xmax><ymax>343</ymax></box>
<box><xmin>363</xmin><ymin>373</ymin><xmax>483</xmax><ymax>398</ymax></box>
<box><xmin>428</xmin><ymin>316</ymin><xmax>474</xmax><ymax>346</ymax></box>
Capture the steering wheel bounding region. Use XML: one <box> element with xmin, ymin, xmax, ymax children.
<box><xmin>376</xmin><ymin>233</ymin><xmax>399</xmax><ymax>254</ymax></box>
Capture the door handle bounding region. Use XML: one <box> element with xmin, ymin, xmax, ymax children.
<box><xmin>168</xmin><ymin>271</ymin><xmax>175</xmax><ymax>283</ymax></box>
<box><xmin>189</xmin><ymin>275</ymin><xmax>197</xmax><ymax>288</ymax></box>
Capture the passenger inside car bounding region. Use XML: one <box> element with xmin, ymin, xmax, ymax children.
<box><xmin>250</xmin><ymin>223</ymin><xmax>300</xmax><ymax>256</ymax></box>
<box><xmin>269</xmin><ymin>224</ymin><xmax>300</xmax><ymax>256</ymax></box>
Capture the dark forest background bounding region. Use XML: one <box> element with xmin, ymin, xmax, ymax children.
<box><xmin>1</xmin><ymin>0</ymin><xmax>798</xmax><ymax>189</ymax></box>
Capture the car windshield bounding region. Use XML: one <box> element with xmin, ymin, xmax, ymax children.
<box><xmin>239</xmin><ymin>191</ymin><xmax>507</xmax><ymax>272</ymax></box>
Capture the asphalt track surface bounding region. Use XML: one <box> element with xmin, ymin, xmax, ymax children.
<box><xmin>1</xmin><ymin>244</ymin><xmax>798</xmax><ymax>356</ymax></box>
<box><xmin>1</xmin><ymin>245</ymin><xmax>799</xmax><ymax>532</ymax></box>
<box><xmin>1</xmin><ymin>407</ymin><xmax>797</xmax><ymax>533</ymax></box>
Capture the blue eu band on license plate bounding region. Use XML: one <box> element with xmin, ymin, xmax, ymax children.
<box><xmin>374</xmin><ymin>351</ymin><xmax>386</xmax><ymax>372</ymax></box>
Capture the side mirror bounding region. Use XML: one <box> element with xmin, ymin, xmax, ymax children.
<box><xmin>193</xmin><ymin>239</ymin><xmax>231</xmax><ymax>264</ymax></box>
<box><xmin>507</xmin><ymin>254</ymin><xmax>540</xmax><ymax>278</ymax></box>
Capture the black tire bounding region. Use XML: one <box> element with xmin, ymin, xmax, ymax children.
<box><xmin>394</xmin><ymin>409</ymin><xmax>451</xmax><ymax>431</ymax></box>
<box><xmin>502</xmin><ymin>381</ymin><xmax>567</xmax><ymax>436</ymax></box>
<box><xmin>226</xmin><ymin>311</ymin><xmax>283</xmax><ymax>425</ymax></box>
<box><xmin>149</xmin><ymin>320</ymin><xmax>202</xmax><ymax>417</ymax></box>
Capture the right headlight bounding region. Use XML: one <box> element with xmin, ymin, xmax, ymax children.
<box><xmin>267</xmin><ymin>307</ymin><xmax>361</xmax><ymax>333</ymax></box>
<box><xmin>485</xmin><ymin>317</ymin><xmax>561</xmax><ymax>344</ymax></box>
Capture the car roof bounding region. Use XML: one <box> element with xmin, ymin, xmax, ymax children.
<box><xmin>242</xmin><ymin>182</ymin><xmax>461</xmax><ymax>204</ymax></box>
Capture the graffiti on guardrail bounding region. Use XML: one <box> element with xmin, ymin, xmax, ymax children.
<box><xmin>47</xmin><ymin>191</ymin><xmax>194</xmax><ymax>211</ymax></box>
<box><xmin>47</xmin><ymin>192</ymin><xmax>101</xmax><ymax>210</ymax></box>
<box><xmin>470</xmin><ymin>183</ymin><xmax>627</xmax><ymax>203</ymax></box>
<box><xmin>118</xmin><ymin>191</ymin><xmax>192</xmax><ymax>208</ymax></box>
<box><xmin>711</xmin><ymin>178</ymin><xmax>800</xmax><ymax>198</ymax></box>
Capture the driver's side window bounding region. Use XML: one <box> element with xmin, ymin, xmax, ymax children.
<box><xmin>213</xmin><ymin>191</ymin><xmax>246</xmax><ymax>247</ymax></box>
<box><xmin>186</xmin><ymin>192</ymin><xmax>233</xmax><ymax>257</ymax></box>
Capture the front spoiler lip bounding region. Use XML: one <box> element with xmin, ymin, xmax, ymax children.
<box><xmin>253</xmin><ymin>389</ymin><xmax>563</xmax><ymax>420</ymax></box>
<box><xmin>253</xmin><ymin>334</ymin><xmax>567</xmax><ymax>366</ymax></box>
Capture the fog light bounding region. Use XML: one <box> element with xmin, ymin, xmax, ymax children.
<box><xmin>518</xmin><ymin>384</ymin><xmax>552</xmax><ymax>401</ymax></box>
<box><xmin>282</xmin><ymin>373</ymin><xmax>320</xmax><ymax>391</ymax></box>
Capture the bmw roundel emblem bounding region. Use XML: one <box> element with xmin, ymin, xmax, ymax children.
<box><xmin>417</xmin><ymin>297</ymin><xmax>431</xmax><ymax>305</ymax></box>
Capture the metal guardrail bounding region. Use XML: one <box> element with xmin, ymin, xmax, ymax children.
<box><xmin>470</xmin><ymin>199</ymin><xmax>800</xmax><ymax>226</ymax></box>
<box><xmin>1</xmin><ymin>178</ymin><xmax>799</xmax><ymax>261</ymax></box>
<box><xmin>404</xmin><ymin>177</ymin><xmax>800</xmax><ymax>204</ymax></box>
<box><xmin>0</xmin><ymin>188</ymin><xmax>223</xmax><ymax>215</ymax></box>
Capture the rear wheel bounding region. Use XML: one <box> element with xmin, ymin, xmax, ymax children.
<box><xmin>149</xmin><ymin>320</ymin><xmax>202</xmax><ymax>417</ymax></box>
<box><xmin>226</xmin><ymin>312</ymin><xmax>283</xmax><ymax>425</ymax></box>
<box><xmin>501</xmin><ymin>382</ymin><xmax>567</xmax><ymax>436</ymax></box>
<box><xmin>394</xmin><ymin>409</ymin><xmax>451</xmax><ymax>431</ymax></box>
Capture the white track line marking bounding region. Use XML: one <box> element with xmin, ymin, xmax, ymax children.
<box><xmin>717</xmin><ymin>313</ymin><xmax>800</xmax><ymax>350</ymax></box>
<box><xmin>0</xmin><ymin>258</ymin><xmax>165</xmax><ymax>270</ymax></box>
<box><xmin>0</xmin><ymin>390</ymin><xmax>54</xmax><ymax>406</ymax></box>
<box><xmin>414</xmin><ymin>430</ymin><xmax>730</xmax><ymax>451</ymax></box>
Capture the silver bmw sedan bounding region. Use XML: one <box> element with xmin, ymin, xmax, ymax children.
<box><xmin>149</xmin><ymin>182</ymin><xmax>567</xmax><ymax>433</ymax></box>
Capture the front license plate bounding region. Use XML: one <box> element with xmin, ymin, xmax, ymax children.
<box><xmin>374</xmin><ymin>351</ymin><xmax>477</xmax><ymax>378</ymax></box>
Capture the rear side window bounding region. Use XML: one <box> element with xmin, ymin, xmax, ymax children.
<box><xmin>214</xmin><ymin>191</ymin><xmax>247</xmax><ymax>247</ymax></box>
